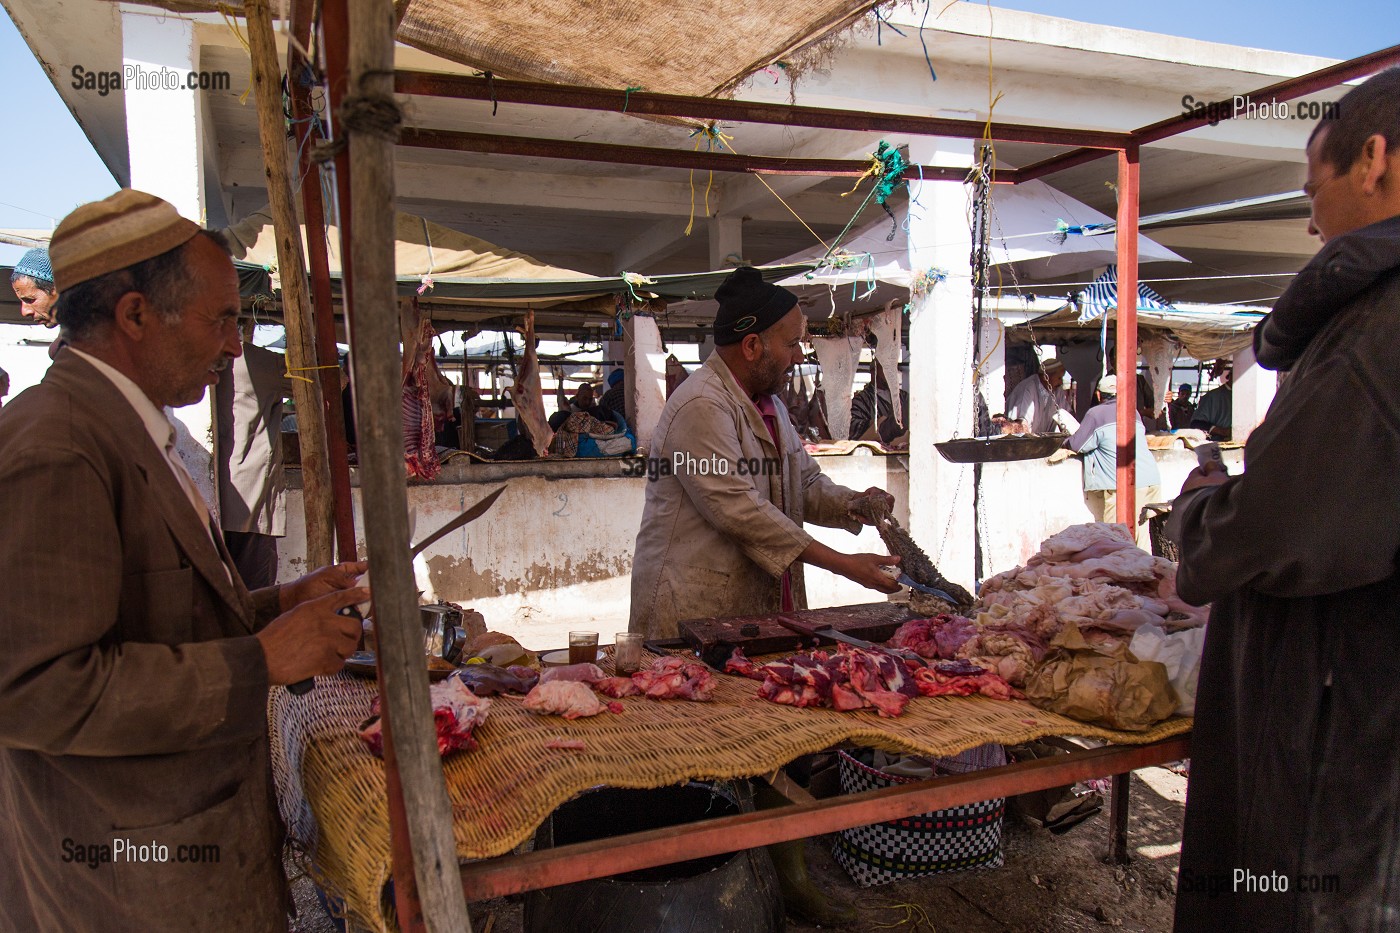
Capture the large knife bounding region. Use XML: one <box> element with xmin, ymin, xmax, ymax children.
<box><xmin>770</xmin><ymin>613</ymin><xmax>925</xmax><ymax>667</ymax></box>
<box><xmin>288</xmin><ymin>484</ymin><xmax>508</xmax><ymax>696</ymax></box>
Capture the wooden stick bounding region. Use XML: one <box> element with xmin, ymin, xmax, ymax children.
<box><xmin>344</xmin><ymin>0</ymin><xmax>473</xmax><ymax>928</ymax></box>
<box><xmin>245</xmin><ymin>0</ymin><xmax>335</xmax><ymax>568</ymax></box>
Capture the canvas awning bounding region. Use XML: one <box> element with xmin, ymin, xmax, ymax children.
<box><xmin>1023</xmin><ymin>303</ymin><xmax>1267</xmax><ymax>361</ymax></box>
<box><xmin>125</xmin><ymin>0</ymin><xmax>882</xmax><ymax>98</ymax></box>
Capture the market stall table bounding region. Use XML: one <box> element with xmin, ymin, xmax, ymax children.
<box><xmin>270</xmin><ymin>652</ymin><xmax>1191</xmax><ymax>932</ymax></box>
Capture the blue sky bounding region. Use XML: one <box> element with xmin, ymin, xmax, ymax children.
<box><xmin>0</xmin><ymin>2</ymin><xmax>1394</xmax><ymax>263</ymax></box>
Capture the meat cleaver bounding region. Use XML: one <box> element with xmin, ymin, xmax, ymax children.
<box><xmin>287</xmin><ymin>484</ymin><xmax>508</xmax><ymax>696</ymax></box>
<box><xmin>770</xmin><ymin>613</ymin><xmax>926</xmax><ymax>667</ymax></box>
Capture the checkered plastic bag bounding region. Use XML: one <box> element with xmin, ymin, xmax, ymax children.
<box><xmin>831</xmin><ymin>746</ymin><xmax>1005</xmax><ymax>886</ymax></box>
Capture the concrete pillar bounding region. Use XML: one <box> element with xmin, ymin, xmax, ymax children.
<box><xmin>123</xmin><ymin>11</ymin><xmax>216</xmax><ymax>506</ymax></box>
<box><xmin>624</xmin><ymin>315</ymin><xmax>668</xmax><ymax>453</ymax></box>
<box><xmin>708</xmin><ymin>215</ymin><xmax>743</xmax><ymax>270</ymax></box>
<box><xmin>122</xmin><ymin>11</ymin><xmax>207</xmax><ymax>223</ymax></box>
<box><xmin>1232</xmin><ymin>342</ymin><xmax>1275</xmax><ymax>443</ymax></box>
<box><xmin>906</xmin><ymin>137</ymin><xmax>976</xmax><ymax>588</ymax></box>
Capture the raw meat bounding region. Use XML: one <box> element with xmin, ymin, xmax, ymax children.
<box><xmin>538</xmin><ymin>663</ymin><xmax>606</xmax><ymax>685</ymax></box>
<box><xmin>630</xmin><ymin>657</ymin><xmax>716</xmax><ymax>701</ymax></box>
<box><xmin>508</xmin><ymin>310</ymin><xmax>555</xmax><ymax>457</ymax></box>
<box><xmin>867</xmin><ymin>300</ymin><xmax>904</xmax><ymax>427</ymax></box>
<box><xmin>1031</xmin><ymin>522</ymin><xmax>1136</xmax><ymax>564</ymax></box>
<box><xmin>359</xmin><ymin>678</ymin><xmax>491</xmax><ymax>758</ymax></box>
<box><xmin>726</xmin><ymin>646</ymin><xmax>922</xmax><ymax>718</ymax></box>
<box><xmin>812</xmin><ymin>334</ymin><xmax>863</xmax><ymax>440</ymax></box>
<box><xmin>912</xmin><ymin>660</ymin><xmax>1020</xmax><ymax>701</ymax></box>
<box><xmin>451</xmin><ymin>663</ymin><xmax>538</xmax><ymax>697</ymax></box>
<box><xmin>545</xmin><ymin>738</ymin><xmax>587</xmax><ymax>751</ymax></box>
<box><xmin>889</xmin><ymin>615</ymin><xmax>977</xmax><ymax>659</ymax></box>
<box><xmin>523</xmin><ymin>681</ymin><xmax>611</xmax><ymax>719</ymax></box>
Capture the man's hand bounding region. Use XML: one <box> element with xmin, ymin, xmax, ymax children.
<box><xmin>837</xmin><ymin>553</ymin><xmax>903</xmax><ymax>593</ymax></box>
<box><xmin>1180</xmin><ymin>463</ymin><xmax>1229</xmax><ymax>495</ymax></box>
<box><xmin>848</xmin><ymin>487</ymin><xmax>895</xmax><ymax>525</ymax></box>
<box><xmin>279</xmin><ymin>560</ymin><xmax>369</xmax><ymax>612</ymax></box>
<box><xmin>1045</xmin><ymin>447</ymin><xmax>1074</xmax><ymax>465</ymax></box>
<box><xmin>257</xmin><ymin>587</ymin><xmax>369</xmax><ymax>686</ymax></box>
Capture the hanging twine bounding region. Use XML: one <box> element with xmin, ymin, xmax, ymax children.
<box><xmin>909</xmin><ymin>266</ymin><xmax>948</xmax><ymax>301</ymax></box>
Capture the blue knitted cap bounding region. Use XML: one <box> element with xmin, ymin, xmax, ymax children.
<box><xmin>12</xmin><ymin>248</ymin><xmax>53</xmax><ymax>286</ymax></box>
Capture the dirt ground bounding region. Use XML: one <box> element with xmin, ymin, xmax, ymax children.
<box><xmin>291</xmin><ymin>766</ymin><xmax>1186</xmax><ymax>933</ymax></box>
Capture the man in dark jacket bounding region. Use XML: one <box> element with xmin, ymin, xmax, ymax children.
<box><xmin>1169</xmin><ymin>68</ymin><xmax>1400</xmax><ymax>932</ymax></box>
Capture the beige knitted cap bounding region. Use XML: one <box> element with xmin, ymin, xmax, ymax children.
<box><xmin>50</xmin><ymin>189</ymin><xmax>201</xmax><ymax>291</ymax></box>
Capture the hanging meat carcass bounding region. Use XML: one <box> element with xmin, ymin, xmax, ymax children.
<box><xmin>508</xmin><ymin>310</ymin><xmax>554</xmax><ymax>457</ymax></box>
<box><xmin>867</xmin><ymin>299</ymin><xmax>904</xmax><ymax>428</ymax></box>
<box><xmin>812</xmin><ymin>334</ymin><xmax>863</xmax><ymax>441</ymax></box>
<box><xmin>1139</xmin><ymin>334</ymin><xmax>1180</xmax><ymax>420</ymax></box>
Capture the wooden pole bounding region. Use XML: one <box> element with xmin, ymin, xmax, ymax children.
<box><xmin>1114</xmin><ymin>144</ymin><xmax>1140</xmax><ymax>527</ymax></box>
<box><xmin>343</xmin><ymin>0</ymin><xmax>473</xmax><ymax>929</ymax></box>
<box><xmin>245</xmin><ymin>0</ymin><xmax>335</xmax><ymax>569</ymax></box>
<box><xmin>288</xmin><ymin>0</ymin><xmax>358</xmax><ymax>562</ymax></box>
<box><xmin>320</xmin><ymin>3</ymin><xmax>426</xmax><ymax>929</ymax></box>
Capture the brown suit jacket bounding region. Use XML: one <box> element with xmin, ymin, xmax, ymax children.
<box><xmin>0</xmin><ymin>351</ymin><xmax>287</xmax><ymax>932</ymax></box>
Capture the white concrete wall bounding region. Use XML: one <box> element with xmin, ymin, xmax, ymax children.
<box><xmin>277</xmin><ymin>447</ymin><xmax>1237</xmax><ymax>651</ymax></box>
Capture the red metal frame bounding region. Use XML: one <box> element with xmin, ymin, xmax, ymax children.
<box><xmin>459</xmin><ymin>735</ymin><xmax>1190</xmax><ymax>900</ymax></box>
<box><xmin>399</xmin><ymin>126</ymin><xmax>986</xmax><ymax>181</ymax></box>
<box><xmin>1115</xmin><ymin>144</ymin><xmax>1140</xmax><ymax>526</ymax></box>
<box><xmin>290</xmin><ymin>0</ymin><xmax>357</xmax><ymax>563</ymax></box>
<box><xmin>394</xmin><ymin>70</ymin><xmax>1130</xmax><ymax>150</ymax></box>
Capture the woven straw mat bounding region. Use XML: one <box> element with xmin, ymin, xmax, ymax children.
<box><xmin>269</xmin><ymin>655</ymin><xmax>1191</xmax><ymax>932</ymax></box>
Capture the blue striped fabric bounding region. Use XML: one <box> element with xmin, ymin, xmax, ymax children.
<box><xmin>1076</xmin><ymin>264</ymin><xmax>1174</xmax><ymax>323</ymax></box>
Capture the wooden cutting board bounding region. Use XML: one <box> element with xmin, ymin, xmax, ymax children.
<box><xmin>680</xmin><ymin>602</ymin><xmax>917</xmax><ymax>668</ymax></box>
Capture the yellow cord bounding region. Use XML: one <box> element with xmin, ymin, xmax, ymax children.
<box><xmin>217</xmin><ymin>4</ymin><xmax>255</xmax><ymax>105</ymax></box>
<box><xmin>284</xmin><ymin>363</ymin><xmax>341</xmax><ymax>385</ymax></box>
<box><xmin>711</xmin><ymin>132</ymin><xmax>831</xmax><ymax>252</ymax></box>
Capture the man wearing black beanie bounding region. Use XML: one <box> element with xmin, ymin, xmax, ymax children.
<box><xmin>628</xmin><ymin>266</ymin><xmax>901</xmax><ymax>922</ymax></box>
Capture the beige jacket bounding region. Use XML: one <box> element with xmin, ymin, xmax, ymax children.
<box><xmin>629</xmin><ymin>353</ymin><xmax>861</xmax><ymax>638</ymax></box>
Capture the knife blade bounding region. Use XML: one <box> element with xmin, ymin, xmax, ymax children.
<box><xmin>411</xmin><ymin>484</ymin><xmax>508</xmax><ymax>557</ymax></box>
<box><xmin>290</xmin><ymin>485</ymin><xmax>507</xmax><ymax>696</ymax></box>
<box><xmin>770</xmin><ymin>613</ymin><xmax>925</xmax><ymax>666</ymax></box>
<box><xmin>897</xmin><ymin>574</ymin><xmax>959</xmax><ymax>605</ymax></box>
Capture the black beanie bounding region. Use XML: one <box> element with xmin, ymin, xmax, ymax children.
<box><xmin>712</xmin><ymin>266</ymin><xmax>798</xmax><ymax>346</ymax></box>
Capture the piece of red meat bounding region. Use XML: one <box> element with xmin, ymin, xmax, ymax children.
<box><xmin>594</xmin><ymin>676</ymin><xmax>642</xmax><ymax>698</ymax></box>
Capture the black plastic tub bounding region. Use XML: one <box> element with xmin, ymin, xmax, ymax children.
<box><xmin>523</xmin><ymin>782</ymin><xmax>784</xmax><ymax>933</ymax></box>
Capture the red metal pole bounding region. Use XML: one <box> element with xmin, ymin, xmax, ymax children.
<box><xmin>290</xmin><ymin>0</ymin><xmax>357</xmax><ymax>563</ymax></box>
<box><xmin>1115</xmin><ymin>144</ymin><xmax>1140</xmax><ymax>527</ymax></box>
<box><xmin>320</xmin><ymin>4</ymin><xmax>426</xmax><ymax>931</ymax></box>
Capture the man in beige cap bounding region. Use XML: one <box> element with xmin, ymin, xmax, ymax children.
<box><xmin>0</xmin><ymin>189</ymin><xmax>367</xmax><ymax>932</ymax></box>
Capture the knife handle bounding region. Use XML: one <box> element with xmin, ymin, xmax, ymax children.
<box><xmin>288</xmin><ymin>604</ymin><xmax>364</xmax><ymax>696</ymax></box>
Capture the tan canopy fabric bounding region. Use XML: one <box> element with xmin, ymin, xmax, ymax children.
<box><xmin>126</xmin><ymin>0</ymin><xmax>879</xmax><ymax>97</ymax></box>
<box><xmin>221</xmin><ymin>209</ymin><xmax>595</xmax><ymax>287</ymax></box>
<box><xmin>1022</xmin><ymin>304</ymin><xmax>1266</xmax><ymax>361</ymax></box>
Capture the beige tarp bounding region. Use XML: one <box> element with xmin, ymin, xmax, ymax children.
<box><xmin>1023</xmin><ymin>304</ymin><xmax>1265</xmax><ymax>361</ymax></box>
<box><xmin>125</xmin><ymin>1</ymin><xmax>879</xmax><ymax>97</ymax></box>
<box><xmin>221</xmin><ymin>209</ymin><xmax>594</xmax><ymax>286</ymax></box>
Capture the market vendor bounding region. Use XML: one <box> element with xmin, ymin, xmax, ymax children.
<box><xmin>629</xmin><ymin>264</ymin><xmax>899</xmax><ymax>925</ymax></box>
<box><xmin>1063</xmin><ymin>373</ymin><xmax>1160</xmax><ymax>545</ymax></box>
<box><xmin>1168</xmin><ymin>69</ymin><xmax>1400</xmax><ymax>933</ymax></box>
<box><xmin>630</xmin><ymin>265</ymin><xmax>900</xmax><ymax>639</ymax></box>
<box><xmin>1004</xmin><ymin>357</ymin><xmax>1079</xmax><ymax>434</ymax></box>
<box><xmin>10</xmin><ymin>246</ymin><xmax>58</xmax><ymax>327</ymax></box>
<box><xmin>0</xmin><ymin>190</ymin><xmax>369</xmax><ymax>932</ymax></box>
